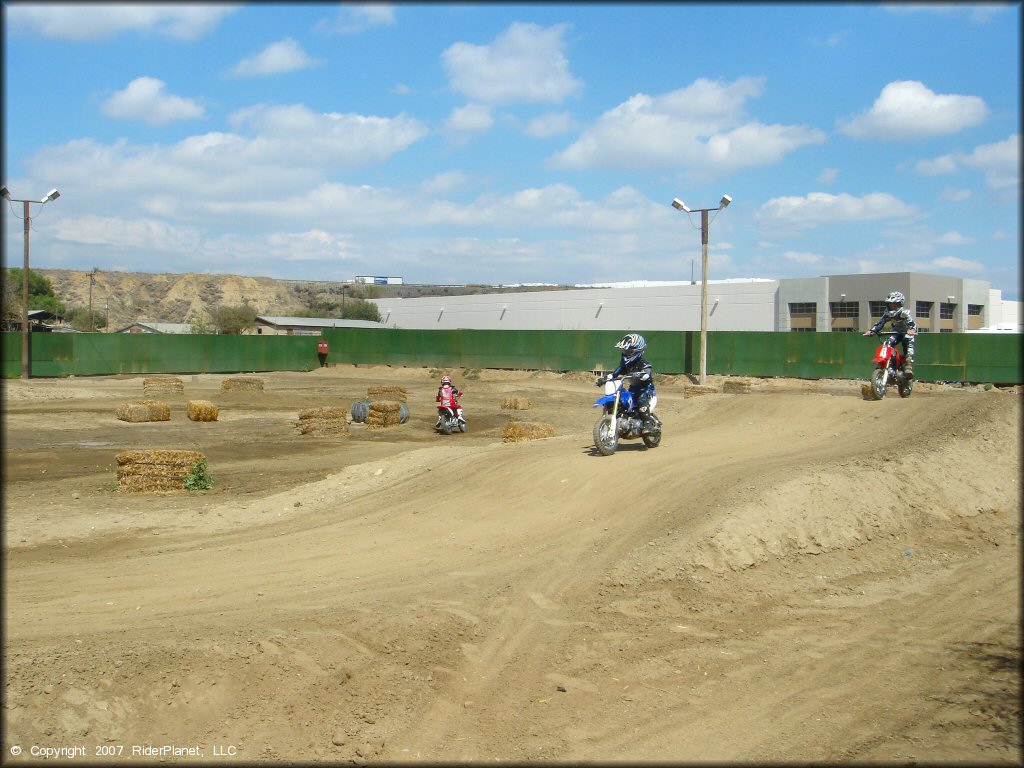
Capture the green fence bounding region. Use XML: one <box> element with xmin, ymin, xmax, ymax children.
<box><xmin>3</xmin><ymin>329</ymin><xmax>1020</xmax><ymax>383</ymax></box>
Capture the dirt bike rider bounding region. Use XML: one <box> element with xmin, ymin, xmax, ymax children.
<box><xmin>435</xmin><ymin>375</ymin><xmax>464</xmax><ymax>426</ymax></box>
<box><xmin>597</xmin><ymin>333</ymin><xmax>659</xmax><ymax>433</ymax></box>
<box><xmin>864</xmin><ymin>291</ymin><xmax>917</xmax><ymax>379</ymax></box>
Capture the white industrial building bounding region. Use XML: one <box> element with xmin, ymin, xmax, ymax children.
<box><xmin>372</xmin><ymin>272</ymin><xmax>1021</xmax><ymax>334</ymax></box>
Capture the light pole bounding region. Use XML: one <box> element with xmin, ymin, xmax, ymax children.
<box><xmin>2</xmin><ymin>185</ymin><xmax>61</xmax><ymax>379</ymax></box>
<box><xmin>88</xmin><ymin>270</ymin><xmax>97</xmax><ymax>331</ymax></box>
<box><xmin>671</xmin><ymin>194</ymin><xmax>731</xmax><ymax>385</ymax></box>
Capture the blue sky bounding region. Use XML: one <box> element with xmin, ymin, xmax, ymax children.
<box><xmin>2</xmin><ymin>2</ymin><xmax>1020</xmax><ymax>298</ymax></box>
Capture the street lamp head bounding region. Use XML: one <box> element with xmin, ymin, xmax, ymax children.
<box><xmin>719</xmin><ymin>194</ymin><xmax>732</xmax><ymax>209</ymax></box>
<box><xmin>42</xmin><ymin>189</ymin><xmax>60</xmax><ymax>203</ymax></box>
<box><xmin>671</xmin><ymin>198</ymin><xmax>690</xmax><ymax>213</ymax></box>
<box><xmin>0</xmin><ymin>186</ymin><xmax>10</xmax><ymax>201</ymax></box>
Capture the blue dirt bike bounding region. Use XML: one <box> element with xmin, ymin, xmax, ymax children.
<box><xmin>592</xmin><ymin>374</ymin><xmax>662</xmax><ymax>456</ymax></box>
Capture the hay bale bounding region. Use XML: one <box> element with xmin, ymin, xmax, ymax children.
<box><xmin>221</xmin><ymin>377</ymin><xmax>264</xmax><ymax>392</ymax></box>
<box><xmin>115</xmin><ymin>400</ymin><xmax>171</xmax><ymax>422</ymax></box>
<box><xmin>722</xmin><ymin>379</ymin><xmax>753</xmax><ymax>394</ymax></box>
<box><xmin>367</xmin><ymin>385</ymin><xmax>407</xmax><ymax>402</ymax></box>
<box><xmin>683</xmin><ymin>384</ymin><xmax>720</xmax><ymax>398</ymax></box>
<box><xmin>187</xmin><ymin>399</ymin><xmax>219</xmax><ymax>421</ymax></box>
<box><xmin>143</xmin><ymin>375</ymin><xmax>184</xmax><ymax>395</ymax></box>
<box><xmin>501</xmin><ymin>421</ymin><xmax>555</xmax><ymax>442</ymax></box>
<box><xmin>501</xmin><ymin>396</ymin><xmax>533</xmax><ymax>410</ymax></box>
<box><xmin>116</xmin><ymin>449</ymin><xmax>205</xmax><ymax>492</ymax></box>
<box><xmin>296</xmin><ymin>406</ymin><xmax>350</xmax><ymax>435</ymax></box>
<box><xmin>365</xmin><ymin>400</ymin><xmax>403</xmax><ymax>429</ymax></box>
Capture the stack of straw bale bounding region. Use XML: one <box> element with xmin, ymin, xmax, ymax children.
<box><xmin>143</xmin><ymin>375</ymin><xmax>184</xmax><ymax>395</ymax></box>
<box><xmin>367</xmin><ymin>385</ymin><xmax>407</xmax><ymax>402</ymax></box>
<box><xmin>115</xmin><ymin>400</ymin><xmax>171</xmax><ymax>422</ymax></box>
<box><xmin>187</xmin><ymin>400</ymin><xmax>220</xmax><ymax>421</ymax></box>
<box><xmin>682</xmin><ymin>384</ymin><xmax>720</xmax><ymax>398</ymax></box>
<box><xmin>365</xmin><ymin>400</ymin><xmax>403</xmax><ymax>429</ymax></box>
<box><xmin>297</xmin><ymin>407</ymin><xmax>350</xmax><ymax>435</ymax></box>
<box><xmin>722</xmin><ymin>378</ymin><xmax>753</xmax><ymax>394</ymax></box>
<box><xmin>501</xmin><ymin>421</ymin><xmax>555</xmax><ymax>442</ymax></box>
<box><xmin>116</xmin><ymin>449</ymin><xmax>205</xmax><ymax>492</ymax></box>
<box><xmin>221</xmin><ymin>377</ymin><xmax>264</xmax><ymax>392</ymax></box>
<box><xmin>501</xmin><ymin>396</ymin><xmax>533</xmax><ymax>410</ymax></box>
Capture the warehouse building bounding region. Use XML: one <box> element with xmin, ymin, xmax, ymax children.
<box><xmin>372</xmin><ymin>272</ymin><xmax>1020</xmax><ymax>334</ymax></box>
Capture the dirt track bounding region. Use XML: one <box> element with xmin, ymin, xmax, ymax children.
<box><xmin>2</xmin><ymin>366</ymin><xmax>1020</xmax><ymax>764</ymax></box>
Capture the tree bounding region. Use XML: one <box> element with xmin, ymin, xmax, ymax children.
<box><xmin>64</xmin><ymin>306</ymin><xmax>107</xmax><ymax>331</ymax></box>
<box><xmin>187</xmin><ymin>311</ymin><xmax>216</xmax><ymax>334</ymax></box>
<box><xmin>2</xmin><ymin>268</ymin><xmax>66</xmax><ymax>326</ymax></box>
<box><xmin>342</xmin><ymin>297</ymin><xmax>382</xmax><ymax>323</ymax></box>
<box><xmin>210</xmin><ymin>304</ymin><xmax>257</xmax><ymax>335</ymax></box>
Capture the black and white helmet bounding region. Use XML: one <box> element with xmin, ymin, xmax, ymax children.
<box><xmin>885</xmin><ymin>291</ymin><xmax>905</xmax><ymax>309</ymax></box>
<box><xmin>614</xmin><ymin>333</ymin><xmax>647</xmax><ymax>364</ymax></box>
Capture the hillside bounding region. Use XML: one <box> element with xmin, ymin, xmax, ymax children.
<box><xmin>36</xmin><ymin>269</ymin><xmax>578</xmax><ymax>330</ymax></box>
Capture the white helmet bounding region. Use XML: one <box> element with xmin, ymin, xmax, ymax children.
<box><xmin>614</xmin><ymin>333</ymin><xmax>647</xmax><ymax>364</ymax></box>
<box><xmin>885</xmin><ymin>291</ymin><xmax>905</xmax><ymax>308</ymax></box>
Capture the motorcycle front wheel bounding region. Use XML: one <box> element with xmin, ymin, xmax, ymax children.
<box><xmin>871</xmin><ymin>368</ymin><xmax>887</xmax><ymax>400</ymax></box>
<box><xmin>593</xmin><ymin>415</ymin><xmax>619</xmax><ymax>456</ymax></box>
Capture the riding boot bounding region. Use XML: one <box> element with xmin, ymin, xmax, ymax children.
<box><xmin>904</xmin><ymin>357</ymin><xmax>914</xmax><ymax>380</ymax></box>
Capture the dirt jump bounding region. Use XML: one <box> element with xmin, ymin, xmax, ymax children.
<box><xmin>2</xmin><ymin>366</ymin><xmax>1020</xmax><ymax>764</ymax></box>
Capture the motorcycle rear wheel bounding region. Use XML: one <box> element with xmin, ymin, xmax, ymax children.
<box><xmin>871</xmin><ymin>369</ymin><xmax>887</xmax><ymax>400</ymax></box>
<box><xmin>441</xmin><ymin>418</ymin><xmax>452</xmax><ymax>435</ymax></box>
<box><xmin>593</xmin><ymin>415</ymin><xmax>619</xmax><ymax>456</ymax></box>
<box><xmin>458</xmin><ymin>420</ymin><xmax>467</xmax><ymax>433</ymax></box>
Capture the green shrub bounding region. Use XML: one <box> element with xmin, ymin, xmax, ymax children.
<box><xmin>184</xmin><ymin>458</ymin><xmax>213</xmax><ymax>491</ymax></box>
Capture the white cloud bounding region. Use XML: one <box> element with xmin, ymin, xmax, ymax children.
<box><xmin>226</xmin><ymin>104</ymin><xmax>428</xmax><ymax>167</ymax></box>
<box><xmin>916</xmin><ymin>134</ymin><xmax>1020</xmax><ymax>190</ymax></box>
<box><xmin>936</xmin><ymin>231</ymin><xmax>974</xmax><ymax>246</ymax></box>
<box><xmin>915</xmin><ymin>155</ymin><xmax>960</xmax><ymax>175</ymax></box>
<box><xmin>445</xmin><ymin>104</ymin><xmax>494</xmax><ymax>133</ymax></box>
<box><xmin>443</xmin><ymin>22</ymin><xmax>583</xmax><ymax>105</ymax></box>
<box><xmin>524</xmin><ymin>111</ymin><xmax>577</xmax><ymax>139</ymax></box>
<box><xmin>961</xmin><ymin>134</ymin><xmax>1021</xmax><ymax>190</ymax></box>
<box><xmin>549</xmin><ymin>77</ymin><xmax>825</xmax><ymax>173</ymax></box>
<box><xmin>883</xmin><ymin>3</ymin><xmax>1011</xmax><ymax>24</ymax></box>
<box><xmin>229</xmin><ymin>38</ymin><xmax>323</xmax><ymax>77</ymax></box>
<box><xmin>838</xmin><ymin>80</ymin><xmax>988</xmax><ymax>140</ymax></box>
<box><xmin>6</xmin><ymin>4</ymin><xmax>235</xmax><ymax>41</ymax></box>
<box><xmin>318</xmin><ymin>4</ymin><xmax>397</xmax><ymax>35</ymax></box>
<box><xmin>757</xmin><ymin>192</ymin><xmax>918</xmax><ymax>228</ymax></box>
<box><xmin>782</xmin><ymin>250</ymin><xmax>824</xmax><ymax>264</ymax></box>
<box><xmin>817</xmin><ymin>167</ymin><xmax>839</xmax><ymax>185</ymax></box>
<box><xmin>930</xmin><ymin>255</ymin><xmax>987</xmax><ymax>271</ymax></box>
<box><xmin>51</xmin><ymin>215</ymin><xmax>201</xmax><ymax>252</ymax></box>
<box><xmin>102</xmin><ymin>77</ymin><xmax>204</xmax><ymax>126</ymax></box>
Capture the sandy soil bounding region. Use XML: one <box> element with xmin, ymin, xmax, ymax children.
<box><xmin>2</xmin><ymin>366</ymin><xmax>1020</xmax><ymax>764</ymax></box>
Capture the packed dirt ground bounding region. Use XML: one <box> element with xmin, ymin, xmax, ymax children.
<box><xmin>2</xmin><ymin>365</ymin><xmax>1020</xmax><ymax>764</ymax></box>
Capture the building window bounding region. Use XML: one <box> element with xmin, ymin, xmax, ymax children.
<box><xmin>789</xmin><ymin>302</ymin><xmax>816</xmax><ymax>332</ymax></box>
<box><xmin>915</xmin><ymin>300</ymin><xmax>932</xmax><ymax>317</ymax></box>
<box><xmin>967</xmin><ymin>304</ymin><xmax>984</xmax><ymax>330</ymax></box>
<box><xmin>830</xmin><ymin>301</ymin><xmax>858</xmax><ymax>318</ymax></box>
<box><xmin>940</xmin><ymin>302</ymin><xmax>956</xmax><ymax>319</ymax></box>
<box><xmin>869</xmin><ymin>300</ymin><xmax>887</xmax><ymax>319</ymax></box>
<box><xmin>829</xmin><ymin>301</ymin><xmax>858</xmax><ymax>332</ymax></box>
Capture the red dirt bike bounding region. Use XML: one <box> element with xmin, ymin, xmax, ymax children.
<box><xmin>435</xmin><ymin>385</ymin><xmax>467</xmax><ymax>434</ymax></box>
<box><xmin>866</xmin><ymin>330</ymin><xmax>914</xmax><ymax>400</ymax></box>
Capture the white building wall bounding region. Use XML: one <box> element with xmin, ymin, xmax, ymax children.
<box><xmin>373</xmin><ymin>280</ymin><xmax>779</xmax><ymax>331</ymax></box>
